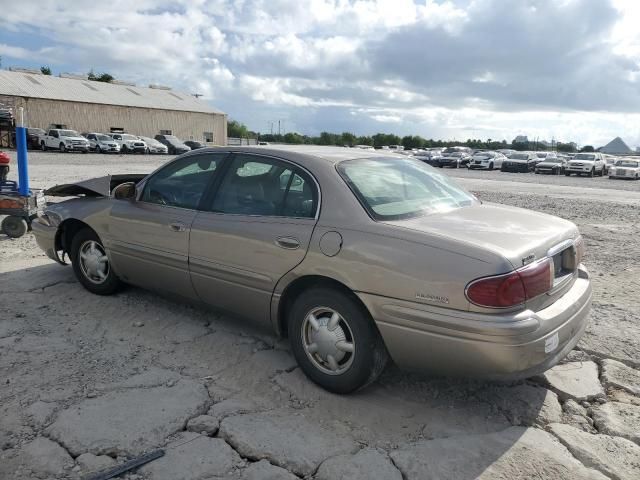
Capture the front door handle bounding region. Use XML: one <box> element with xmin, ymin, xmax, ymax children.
<box><xmin>169</xmin><ymin>222</ymin><xmax>186</xmax><ymax>232</ymax></box>
<box><xmin>276</xmin><ymin>236</ymin><xmax>300</xmax><ymax>250</ymax></box>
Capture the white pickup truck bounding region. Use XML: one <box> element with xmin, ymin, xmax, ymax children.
<box><xmin>40</xmin><ymin>129</ymin><xmax>90</xmax><ymax>153</ymax></box>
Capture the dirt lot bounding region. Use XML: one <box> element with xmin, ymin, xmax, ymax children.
<box><xmin>1</xmin><ymin>151</ymin><xmax>639</xmax><ymax>480</ymax></box>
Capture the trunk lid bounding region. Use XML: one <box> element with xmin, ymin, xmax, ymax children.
<box><xmin>384</xmin><ymin>203</ymin><xmax>579</xmax><ymax>270</ymax></box>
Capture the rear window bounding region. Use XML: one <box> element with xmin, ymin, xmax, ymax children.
<box><xmin>337</xmin><ymin>158</ymin><xmax>478</xmax><ymax>221</ymax></box>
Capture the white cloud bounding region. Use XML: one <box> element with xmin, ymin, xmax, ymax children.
<box><xmin>1</xmin><ymin>0</ymin><xmax>639</xmax><ymax>146</ymax></box>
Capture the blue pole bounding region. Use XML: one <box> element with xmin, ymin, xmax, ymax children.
<box><xmin>15</xmin><ymin>108</ymin><xmax>29</xmax><ymax>196</ymax></box>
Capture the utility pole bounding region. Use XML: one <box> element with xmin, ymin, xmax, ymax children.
<box><xmin>278</xmin><ymin>120</ymin><xmax>281</xmax><ymax>136</ymax></box>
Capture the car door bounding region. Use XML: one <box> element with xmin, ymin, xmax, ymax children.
<box><xmin>189</xmin><ymin>153</ymin><xmax>320</xmax><ymax>324</ymax></box>
<box><xmin>106</xmin><ymin>152</ymin><xmax>228</xmax><ymax>299</ymax></box>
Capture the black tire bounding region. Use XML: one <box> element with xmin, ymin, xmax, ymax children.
<box><xmin>41</xmin><ymin>141</ymin><xmax>47</xmax><ymax>151</ymax></box>
<box><xmin>565</xmin><ymin>172</ymin><xmax>570</xmax><ymax>176</ymax></box>
<box><xmin>59</xmin><ymin>143</ymin><xmax>66</xmax><ymax>153</ymax></box>
<box><xmin>288</xmin><ymin>287</ymin><xmax>388</xmax><ymax>394</ymax></box>
<box><xmin>1</xmin><ymin>216</ymin><xmax>28</xmax><ymax>238</ymax></box>
<box><xmin>589</xmin><ymin>168</ymin><xmax>595</xmax><ymax>177</ymax></box>
<box><xmin>121</xmin><ymin>145</ymin><xmax>128</xmax><ymax>154</ymax></box>
<box><xmin>70</xmin><ymin>228</ymin><xmax>122</xmax><ymax>295</ymax></box>
<box><xmin>81</xmin><ymin>149</ymin><xmax>88</xmax><ymax>154</ymax></box>
<box><xmin>488</xmin><ymin>162</ymin><xmax>494</xmax><ymax>171</ymax></box>
<box><xmin>96</xmin><ymin>146</ymin><xmax>102</xmax><ymax>154</ymax></box>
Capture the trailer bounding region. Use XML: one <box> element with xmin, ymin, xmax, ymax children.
<box><xmin>0</xmin><ymin>181</ymin><xmax>44</xmax><ymax>238</ymax></box>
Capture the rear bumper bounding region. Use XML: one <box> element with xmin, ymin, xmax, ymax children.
<box><xmin>358</xmin><ymin>266</ymin><xmax>592</xmax><ymax>379</ymax></box>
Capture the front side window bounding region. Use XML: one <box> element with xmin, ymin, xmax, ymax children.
<box><xmin>210</xmin><ymin>154</ymin><xmax>317</xmax><ymax>218</ymax></box>
<box><xmin>337</xmin><ymin>157</ymin><xmax>477</xmax><ymax>221</ymax></box>
<box><xmin>141</xmin><ymin>154</ymin><xmax>225</xmax><ymax>209</ymax></box>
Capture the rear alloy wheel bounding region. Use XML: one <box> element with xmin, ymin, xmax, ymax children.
<box><xmin>71</xmin><ymin>228</ymin><xmax>122</xmax><ymax>295</ymax></box>
<box><xmin>1</xmin><ymin>216</ymin><xmax>28</xmax><ymax>238</ymax></box>
<box><xmin>288</xmin><ymin>287</ymin><xmax>388</xmax><ymax>394</ymax></box>
<box><xmin>59</xmin><ymin>143</ymin><xmax>66</xmax><ymax>153</ymax></box>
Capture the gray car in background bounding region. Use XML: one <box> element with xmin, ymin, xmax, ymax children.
<box><xmin>32</xmin><ymin>146</ymin><xmax>592</xmax><ymax>393</ymax></box>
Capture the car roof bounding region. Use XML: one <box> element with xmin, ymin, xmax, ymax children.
<box><xmin>188</xmin><ymin>145</ymin><xmax>404</xmax><ymax>170</ymax></box>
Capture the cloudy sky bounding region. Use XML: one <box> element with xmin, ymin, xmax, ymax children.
<box><xmin>1</xmin><ymin>0</ymin><xmax>640</xmax><ymax>147</ymax></box>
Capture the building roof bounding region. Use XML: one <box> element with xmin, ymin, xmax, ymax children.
<box><xmin>599</xmin><ymin>137</ymin><xmax>632</xmax><ymax>154</ymax></box>
<box><xmin>0</xmin><ymin>70</ymin><xmax>223</xmax><ymax>115</ymax></box>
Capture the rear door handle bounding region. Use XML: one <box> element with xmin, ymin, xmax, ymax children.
<box><xmin>169</xmin><ymin>222</ymin><xmax>186</xmax><ymax>232</ymax></box>
<box><xmin>276</xmin><ymin>236</ymin><xmax>300</xmax><ymax>250</ymax></box>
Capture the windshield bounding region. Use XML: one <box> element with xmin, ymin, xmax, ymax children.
<box><xmin>536</xmin><ymin>153</ymin><xmax>547</xmax><ymax>158</ymax></box>
<box><xmin>60</xmin><ymin>130</ymin><xmax>79</xmax><ymax>137</ymax></box>
<box><xmin>337</xmin><ymin>158</ymin><xmax>478</xmax><ymax>221</ymax></box>
<box><xmin>97</xmin><ymin>135</ymin><xmax>111</xmax><ymax>141</ymax></box>
<box><xmin>575</xmin><ymin>154</ymin><xmax>595</xmax><ymax>160</ymax></box>
<box><xmin>615</xmin><ymin>160</ymin><xmax>639</xmax><ymax>167</ymax></box>
<box><xmin>508</xmin><ymin>153</ymin><xmax>529</xmax><ymax>160</ymax></box>
<box><xmin>443</xmin><ymin>147</ymin><xmax>466</xmax><ymax>154</ymax></box>
<box><xmin>474</xmin><ymin>152</ymin><xmax>493</xmax><ymax>158</ymax></box>
<box><xmin>122</xmin><ymin>134</ymin><xmax>138</xmax><ymax>141</ymax></box>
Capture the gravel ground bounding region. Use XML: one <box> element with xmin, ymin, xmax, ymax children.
<box><xmin>1</xmin><ymin>150</ymin><xmax>639</xmax><ymax>480</ymax></box>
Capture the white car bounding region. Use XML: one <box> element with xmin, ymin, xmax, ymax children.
<box><xmin>608</xmin><ymin>159</ymin><xmax>640</xmax><ymax>180</ymax></box>
<box><xmin>534</xmin><ymin>152</ymin><xmax>557</xmax><ymax>166</ymax></box>
<box><xmin>468</xmin><ymin>151</ymin><xmax>506</xmax><ymax>170</ymax></box>
<box><xmin>83</xmin><ymin>133</ymin><xmax>120</xmax><ymax>153</ymax></box>
<box><xmin>565</xmin><ymin>152</ymin><xmax>606</xmax><ymax>177</ymax></box>
<box><xmin>138</xmin><ymin>136</ymin><xmax>168</xmax><ymax>154</ymax></box>
<box><xmin>109</xmin><ymin>133</ymin><xmax>147</xmax><ymax>154</ymax></box>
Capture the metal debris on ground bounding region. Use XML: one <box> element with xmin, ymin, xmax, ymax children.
<box><xmin>85</xmin><ymin>449</ymin><xmax>164</xmax><ymax>480</ymax></box>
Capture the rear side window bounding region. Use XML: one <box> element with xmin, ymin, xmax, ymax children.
<box><xmin>209</xmin><ymin>154</ymin><xmax>317</xmax><ymax>218</ymax></box>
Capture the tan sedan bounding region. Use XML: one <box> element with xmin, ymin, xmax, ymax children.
<box><xmin>33</xmin><ymin>146</ymin><xmax>592</xmax><ymax>393</ymax></box>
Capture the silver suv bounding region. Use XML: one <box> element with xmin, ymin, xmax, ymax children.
<box><xmin>565</xmin><ymin>152</ymin><xmax>606</xmax><ymax>177</ymax></box>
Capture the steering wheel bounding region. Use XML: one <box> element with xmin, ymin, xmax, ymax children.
<box><xmin>149</xmin><ymin>189</ymin><xmax>178</xmax><ymax>206</ymax></box>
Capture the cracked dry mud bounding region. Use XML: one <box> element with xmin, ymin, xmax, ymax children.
<box><xmin>0</xmin><ymin>152</ymin><xmax>639</xmax><ymax>479</ymax></box>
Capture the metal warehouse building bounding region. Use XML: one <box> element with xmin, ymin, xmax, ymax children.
<box><xmin>0</xmin><ymin>69</ymin><xmax>226</xmax><ymax>145</ymax></box>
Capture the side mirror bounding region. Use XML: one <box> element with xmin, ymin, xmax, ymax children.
<box><xmin>113</xmin><ymin>182</ymin><xmax>137</xmax><ymax>200</ymax></box>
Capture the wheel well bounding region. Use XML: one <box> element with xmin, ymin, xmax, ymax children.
<box><xmin>277</xmin><ymin>275</ymin><xmax>370</xmax><ymax>338</ymax></box>
<box><xmin>56</xmin><ymin>219</ymin><xmax>93</xmax><ymax>259</ymax></box>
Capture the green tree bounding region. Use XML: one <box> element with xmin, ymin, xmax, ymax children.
<box><xmin>580</xmin><ymin>145</ymin><xmax>595</xmax><ymax>152</ymax></box>
<box><xmin>340</xmin><ymin>132</ymin><xmax>356</xmax><ymax>146</ymax></box>
<box><xmin>40</xmin><ymin>66</ymin><xmax>52</xmax><ymax>75</ymax></box>
<box><xmin>228</xmin><ymin>119</ymin><xmax>252</xmax><ymax>138</ymax></box>
<box><xmin>87</xmin><ymin>69</ymin><xmax>114</xmax><ymax>83</ymax></box>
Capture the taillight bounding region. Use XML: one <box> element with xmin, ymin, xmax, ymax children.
<box><xmin>466</xmin><ymin>258</ymin><xmax>553</xmax><ymax>308</ymax></box>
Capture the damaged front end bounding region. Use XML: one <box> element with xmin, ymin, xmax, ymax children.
<box><xmin>44</xmin><ymin>174</ymin><xmax>147</xmax><ymax>197</ymax></box>
<box><xmin>36</xmin><ymin>174</ymin><xmax>147</xmax><ymax>265</ymax></box>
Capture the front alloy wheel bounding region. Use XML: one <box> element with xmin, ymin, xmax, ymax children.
<box><xmin>71</xmin><ymin>228</ymin><xmax>122</xmax><ymax>295</ymax></box>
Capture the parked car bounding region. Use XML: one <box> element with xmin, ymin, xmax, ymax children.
<box><xmin>33</xmin><ymin>146</ymin><xmax>591</xmax><ymax>393</ymax></box>
<box><xmin>154</xmin><ymin>134</ymin><xmax>191</xmax><ymax>155</ymax></box>
<box><xmin>83</xmin><ymin>133</ymin><xmax>120</xmax><ymax>153</ymax></box>
<box><xmin>40</xmin><ymin>129</ymin><xmax>90</xmax><ymax>153</ymax></box>
<box><xmin>137</xmin><ymin>136</ymin><xmax>168</xmax><ymax>154</ymax></box>
<box><xmin>414</xmin><ymin>151</ymin><xmax>442</xmax><ymax>167</ymax></box>
<box><xmin>608</xmin><ymin>159</ymin><xmax>640</xmax><ymax>180</ymax></box>
<box><xmin>26</xmin><ymin>128</ymin><xmax>46</xmax><ymax>149</ymax></box>
<box><xmin>565</xmin><ymin>153</ymin><xmax>606</xmax><ymax>177</ymax></box>
<box><xmin>184</xmin><ymin>140</ymin><xmax>206</xmax><ymax>150</ymax></box>
<box><xmin>109</xmin><ymin>133</ymin><xmax>147</xmax><ymax>154</ymax></box>
<box><xmin>497</xmin><ymin>149</ymin><xmax>516</xmax><ymax>157</ymax></box>
<box><xmin>438</xmin><ymin>151</ymin><xmax>472</xmax><ymax>168</ymax></box>
<box><xmin>602</xmin><ymin>156</ymin><xmax>617</xmax><ymax>175</ymax></box>
<box><xmin>468</xmin><ymin>151</ymin><xmax>506</xmax><ymax>170</ymax></box>
<box><xmin>535</xmin><ymin>157</ymin><xmax>568</xmax><ymax>175</ymax></box>
<box><xmin>534</xmin><ymin>152</ymin><xmax>557</xmax><ymax>166</ymax></box>
<box><xmin>501</xmin><ymin>152</ymin><xmax>537</xmax><ymax>172</ymax></box>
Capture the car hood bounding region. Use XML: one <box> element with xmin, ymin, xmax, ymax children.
<box><xmin>537</xmin><ymin>161</ymin><xmax>563</xmax><ymax>167</ymax></box>
<box><xmin>45</xmin><ymin>174</ymin><xmax>147</xmax><ymax>197</ymax></box>
<box><xmin>62</xmin><ymin>136</ymin><xmax>88</xmax><ymax>141</ymax></box>
<box><xmin>384</xmin><ymin>203</ymin><xmax>579</xmax><ymax>269</ymax></box>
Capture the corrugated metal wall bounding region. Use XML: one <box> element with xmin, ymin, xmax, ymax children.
<box><xmin>12</xmin><ymin>97</ymin><xmax>227</xmax><ymax>145</ymax></box>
